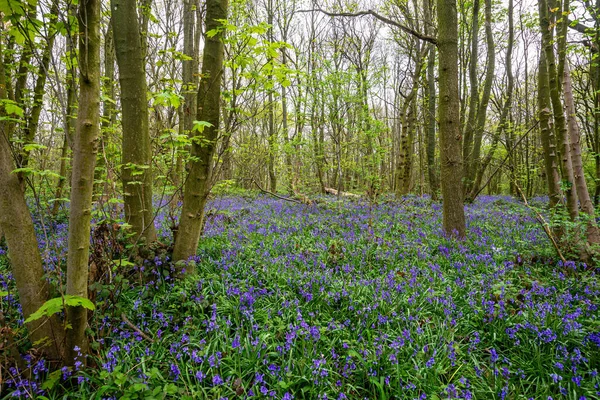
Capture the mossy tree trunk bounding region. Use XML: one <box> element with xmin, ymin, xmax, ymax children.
<box><xmin>65</xmin><ymin>0</ymin><xmax>101</xmax><ymax>365</ymax></box>
<box><xmin>0</xmin><ymin>22</ymin><xmax>64</xmax><ymax>362</ymax></box>
<box><xmin>539</xmin><ymin>0</ymin><xmax>579</xmax><ymax>220</ymax></box>
<box><xmin>437</xmin><ymin>0</ymin><xmax>466</xmax><ymax>238</ymax></box>
<box><xmin>111</xmin><ymin>0</ymin><xmax>157</xmax><ymax>244</ymax></box>
<box><xmin>564</xmin><ymin>61</ymin><xmax>600</xmax><ymax>245</ymax></box>
<box><xmin>465</xmin><ymin>0</ymin><xmax>495</xmax><ymax>199</ymax></box>
<box><xmin>173</xmin><ymin>0</ymin><xmax>229</xmax><ymax>264</ymax></box>
<box><xmin>538</xmin><ymin>50</ymin><xmax>562</xmax><ymax>209</ymax></box>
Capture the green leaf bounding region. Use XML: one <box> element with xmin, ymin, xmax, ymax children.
<box><xmin>113</xmin><ymin>259</ymin><xmax>135</xmax><ymax>267</ymax></box>
<box><xmin>24</xmin><ymin>295</ymin><xmax>94</xmax><ymax>324</ymax></box>
<box><xmin>64</xmin><ymin>295</ymin><xmax>95</xmax><ymax>310</ymax></box>
<box><xmin>0</xmin><ymin>0</ymin><xmax>26</xmax><ymax>17</ymax></box>
<box><xmin>11</xmin><ymin>167</ymin><xmax>35</xmax><ymax>175</ymax></box>
<box><xmin>41</xmin><ymin>369</ymin><xmax>62</xmax><ymax>390</ymax></box>
<box><xmin>23</xmin><ymin>143</ymin><xmax>47</xmax><ymax>152</ymax></box>
<box><xmin>1</xmin><ymin>99</ymin><xmax>24</xmax><ymax>117</ymax></box>
<box><xmin>153</xmin><ymin>91</ymin><xmax>182</xmax><ymax>108</ymax></box>
<box><xmin>192</xmin><ymin>120</ymin><xmax>213</xmax><ymax>133</ymax></box>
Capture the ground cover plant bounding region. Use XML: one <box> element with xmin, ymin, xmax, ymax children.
<box><xmin>1</xmin><ymin>195</ymin><xmax>599</xmax><ymax>399</ymax></box>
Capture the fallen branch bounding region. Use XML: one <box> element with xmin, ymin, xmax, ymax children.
<box><xmin>121</xmin><ymin>313</ymin><xmax>155</xmax><ymax>343</ymax></box>
<box><xmin>252</xmin><ymin>179</ymin><xmax>307</xmax><ymax>205</ymax></box>
<box><xmin>324</xmin><ymin>187</ymin><xmax>361</xmax><ymax>199</ymax></box>
<box><xmin>514</xmin><ymin>184</ymin><xmax>566</xmax><ymax>264</ymax></box>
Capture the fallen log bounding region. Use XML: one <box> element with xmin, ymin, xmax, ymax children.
<box><xmin>324</xmin><ymin>187</ymin><xmax>361</xmax><ymax>198</ymax></box>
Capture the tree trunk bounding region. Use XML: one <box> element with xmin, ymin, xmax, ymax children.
<box><xmin>65</xmin><ymin>0</ymin><xmax>101</xmax><ymax>365</ymax></box>
<box><xmin>173</xmin><ymin>0</ymin><xmax>229</xmax><ymax>264</ymax></box>
<box><xmin>96</xmin><ymin>20</ymin><xmax>116</xmax><ymax>201</ymax></box>
<box><xmin>538</xmin><ymin>50</ymin><xmax>562</xmax><ymax>209</ymax></box>
<box><xmin>437</xmin><ymin>0</ymin><xmax>466</xmax><ymax>238</ymax></box>
<box><xmin>395</xmin><ymin>44</ymin><xmax>424</xmax><ymax>197</ymax></box>
<box><xmin>0</xmin><ymin>12</ymin><xmax>64</xmax><ymax>362</ymax></box>
<box><xmin>52</xmin><ymin>47</ymin><xmax>77</xmax><ymax>216</ymax></box>
<box><xmin>466</xmin><ymin>0</ymin><xmax>495</xmax><ymax>197</ymax></box>
<box><xmin>0</xmin><ymin>93</ymin><xmax>64</xmax><ymax>360</ymax></box>
<box><xmin>539</xmin><ymin>0</ymin><xmax>579</xmax><ymax>220</ymax></box>
<box><xmin>426</xmin><ymin>45</ymin><xmax>438</xmax><ymax>200</ymax></box>
<box><xmin>112</xmin><ymin>0</ymin><xmax>157</xmax><ymax>243</ymax></box>
<box><xmin>267</xmin><ymin>0</ymin><xmax>277</xmax><ymax>192</ymax></box>
<box><xmin>564</xmin><ymin>61</ymin><xmax>600</xmax><ymax>244</ymax></box>
<box><xmin>20</xmin><ymin>0</ymin><xmax>59</xmax><ymax>172</ymax></box>
<box><xmin>462</xmin><ymin>0</ymin><xmax>479</xmax><ymax>191</ymax></box>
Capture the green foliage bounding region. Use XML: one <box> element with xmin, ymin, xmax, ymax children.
<box><xmin>24</xmin><ymin>295</ymin><xmax>95</xmax><ymax>324</ymax></box>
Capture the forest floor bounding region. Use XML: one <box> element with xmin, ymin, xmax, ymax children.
<box><xmin>1</xmin><ymin>195</ymin><xmax>599</xmax><ymax>399</ymax></box>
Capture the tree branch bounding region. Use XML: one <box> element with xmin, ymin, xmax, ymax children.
<box><xmin>252</xmin><ymin>179</ymin><xmax>305</xmax><ymax>205</ymax></box>
<box><xmin>296</xmin><ymin>8</ymin><xmax>437</xmax><ymax>45</ymax></box>
<box><xmin>121</xmin><ymin>313</ymin><xmax>155</xmax><ymax>343</ymax></box>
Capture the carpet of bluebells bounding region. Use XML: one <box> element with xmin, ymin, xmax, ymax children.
<box><xmin>1</xmin><ymin>195</ymin><xmax>600</xmax><ymax>399</ymax></box>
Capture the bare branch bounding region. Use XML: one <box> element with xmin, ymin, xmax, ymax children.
<box><xmin>296</xmin><ymin>8</ymin><xmax>437</xmax><ymax>45</ymax></box>
<box><xmin>121</xmin><ymin>313</ymin><xmax>155</xmax><ymax>343</ymax></box>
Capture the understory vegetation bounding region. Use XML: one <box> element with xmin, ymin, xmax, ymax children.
<box><xmin>2</xmin><ymin>195</ymin><xmax>599</xmax><ymax>399</ymax></box>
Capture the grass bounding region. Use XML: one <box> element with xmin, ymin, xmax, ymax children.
<box><xmin>1</xmin><ymin>195</ymin><xmax>599</xmax><ymax>399</ymax></box>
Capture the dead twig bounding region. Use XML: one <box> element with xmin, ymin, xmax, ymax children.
<box><xmin>252</xmin><ymin>179</ymin><xmax>305</xmax><ymax>205</ymax></box>
<box><xmin>121</xmin><ymin>313</ymin><xmax>155</xmax><ymax>343</ymax></box>
<box><xmin>296</xmin><ymin>8</ymin><xmax>437</xmax><ymax>45</ymax></box>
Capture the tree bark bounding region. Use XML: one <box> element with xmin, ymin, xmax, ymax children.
<box><xmin>468</xmin><ymin>0</ymin><xmax>508</xmax><ymax>200</ymax></box>
<box><xmin>112</xmin><ymin>0</ymin><xmax>157</xmax><ymax>243</ymax></box>
<box><xmin>539</xmin><ymin>0</ymin><xmax>579</xmax><ymax>220</ymax></box>
<box><xmin>564</xmin><ymin>61</ymin><xmax>600</xmax><ymax>244</ymax></box>
<box><xmin>65</xmin><ymin>0</ymin><xmax>101</xmax><ymax>365</ymax></box>
<box><xmin>95</xmin><ymin>20</ymin><xmax>116</xmax><ymax>201</ymax></box>
<box><xmin>52</xmin><ymin>39</ymin><xmax>77</xmax><ymax>216</ymax></box>
<box><xmin>462</xmin><ymin>0</ymin><xmax>479</xmax><ymax>189</ymax></box>
<box><xmin>426</xmin><ymin>45</ymin><xmax>438</xmax><ymax>200</ymax></box>
<box><xmin>20</xmin><ymin>0</ymin><xmax>59</xmax><ymax>172</ymax></box>
<box><xmin>0</xmin><ymin>11</ymin><xmax>64</xmax><ymax>362</ymax></box>
<box><xmin>465</xmin><ymin>0</ymin><xmax>495</xmax><ymax>198</ymax></box>
<box><xmin>538</xmin><ymin>50</ymin><xmax>562</xmax><ymax>209</ymax></box>
<box><xmin>395</xmin><ymin>43</ymin><xmax>424</xmax><ymax>197</ymax></box>
<box><xmin>437</xmin><ymin>0</ymin><xmax>466</xmax><ymax>238</ymax></box>
<box><xmin>173</xmin><ymin>0</ymin><xmax>229</xmax><ymax>264</ymax></box>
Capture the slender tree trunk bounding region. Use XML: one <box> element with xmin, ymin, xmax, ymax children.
<box><xmin>426</xmin><ymin>45</ymin><xmax>438</xmax><ymax>200</ymax></box>
<box><xmin>424</xmin><ymin>0</ymin><xmax>438</xmax><ymax>200</ymax></box>
<box><xmin>395</xmin><ymin>44</ymin><xmax>424</xmax><ymax>196</ymax></box>
<box><xmin>52</xmin><ymin>45</ymin><xmax>77</xmax><ymax>216</ymax></box>
<box><xmin>173</xmin><ymin>0</ymin><xmax>229</xmax><ymax>264</ymax></box>
<box><xmin>462</xmin><ymin>0</ymin><xmax>479</xmax><ymax>192</ymax></box>
<box><xmin>20</xmin><ymin>0</ymin><xmax>59</xmax><ymax>172</ymax></box>
<box><xmin>538</xmin><ymin>50</ymin><xmax>562</xmax><ymax>209</ymax></box>
<box><xmin>539</xmin><ymin>0</ymin><xmax>578</xmax><ymax>220</ymax></box>
<box><xmin>96</xmin><ymin>20</ymin><xmax>116</xmax><ymax>202</ymax></box>
<box><xmin>0</xmin><ymin>41</ymin><xmax>64</xmax><ymax>359</ymax></box>
<box><xmin>267</xmin><ymin>0</ymin><xmax>277</xmax><ymax>192</ymax></box>
<box><xmin>112</xmin><ymin>0</ymin><xmax>157</xmax><ymax>243</ymax></box>
<box><xmin>65</xmin><ymin>0</ymin><xmax>101</xmax><ymax>365</ymax></box>
<box><xmin>437</xmin><ymin>0</ymin><xmax>466</xmax><ymax>238</ymax></box>
<box><xmin>179</xmin><ymin>0</ymin><xmax>197</xmax><ymax>195</ymax></box>
<box><xmin>466</xmin><ymin>0</ymin><xmax>495</xmax><ymax>198</ymax></box>
<box><xmin>564</xmin><ymin>61</ymin><xmax>600</xmax><ymax>244</ymax></box>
